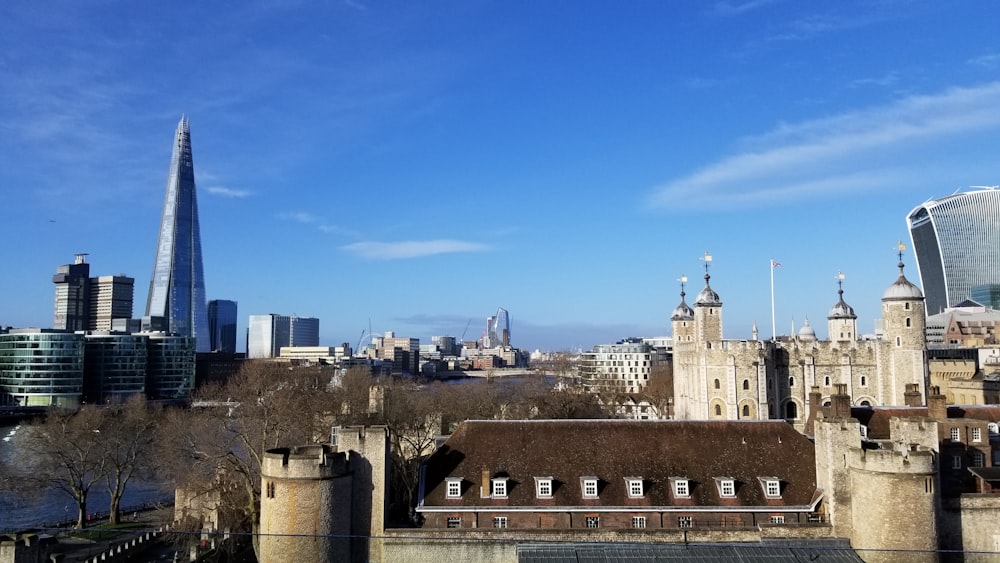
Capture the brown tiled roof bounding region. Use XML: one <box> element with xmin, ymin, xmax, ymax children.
<box><xmin>852</xmin><ymin>407</ymin><xmax>925</xmax><ymax>439</ymax></box>
<box><xmin>419</xmin><ymin>420</ymin><xmax>817</xmax><ymax>509</ymax></box>
<box><xmin>853</xmin><ymin>405</ymin><xmax>1000</xmax><ymax>439</ymax></box>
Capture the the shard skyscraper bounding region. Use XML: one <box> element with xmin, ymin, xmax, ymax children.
<box><xmin>145</xmin><ymin>117</ymin><xmax>210</xmax><ymax>352</ymax></box>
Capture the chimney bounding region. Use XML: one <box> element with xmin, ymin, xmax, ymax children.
<box><xmin>904</xmin><ymin>383</ymin><xmax>922</xmax><ymax>407</ymax></box>
<box><xmin>481</xmin><ymin>468</ymin><xmax>491</xmax><ymax>498</ymax></box>
<box><xmin>805</xmin><ymin>386</ymin><xmax>822</xmax><ymax>435</ymax></box>
<box><xmin>927</xmin><ymin>386</ymin><xmax>948</xmax><ymax>420</ymax></box>
<box><xmin>830</xmin><ymin>383</ymin><xmax>852</xmax><ymax>419</ymax></box>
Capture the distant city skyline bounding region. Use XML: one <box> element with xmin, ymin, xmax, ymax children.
<box><xmin>3</xmin><ymin>2</ymin><xmax>1000</xmax><ymax>351</ymax></box>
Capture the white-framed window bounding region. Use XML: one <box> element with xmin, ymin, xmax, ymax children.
<box><xmin>447</xmin><ymin>517</ymin><xmax>461</xmax><ymax>528</ymax></box>
<box><xmin>626</xmin><ymin>478</ymin><xmax>644</xmax><ymax>498</ymax></box>
<box><xmin>770</xmin><ymin>515</ymin><xmax>785</xmax><ymax>524</ymax></box>
<box><xmin>535</xmin><ymin>477</ymin><xmax>553</xmax><ymax>499</ymax></box>
<box><xmin>632</xmin><ymin>516</ymin><xmax>646</xmax><ymax>529</ymax></box>
<box><xmin>718</xmin><ymin>479</ymin><xmax>735</xmax><ymax>498</ymax></box>
<box><xmin>582</xmin><ymin>478</ymin><xmax>599</xmax><ymax>498</ymax></box>
<box><xmin>446</xmin><ymin>478</ymin><xmax>462</xmax><ymax>499</ymax></box>
<box><xmin>491</xmin><ymin>478</ymin><xmax>507</xmax><ymax>498</ymax></box>
<box><xmin>972</xmin><ymin>452</ymin><xmax>985</xmax><ymax>468</ymax></box>
<box><xmin>673</xmin><ymin>479</ymin><xmax>690</xmax><ymax>498</ymax></box>
<box><xmin>677</xmin><ymin>516</ymin><xmax>693</xmax><ymax>528</ymax></box>
<box><xmin>950</xmin><ymin>427</ymin><xmax>961</xmax><ymax>442</ymax></box>
<box><xmin>585</xmin><ymin>516</ymin><xmax>600</xmax><ymax>528</ymax></box>
<box><xmin>952</xmin><ymin>455</ymin><xmax>963</xmax><ymax>469</ymax></box>
<box><xmin>972</xmin><ymin>427</ymin><xmax>982</xmax><ymax>442</ymax></box>
<box><xmin>761</xmin><ymin>478</ymin><xmax>781</xmax><ymax>498</ymax></box>
<box><xmin>493</xmin><ymin>516</ymin><xmax>508</xmax><ymax>529</ymax></box>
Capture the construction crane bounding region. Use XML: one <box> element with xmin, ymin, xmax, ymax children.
<box><xmin>460</xmin><ymin>319</ymin><xmax>473</xmax><ymax>343</ymax></box>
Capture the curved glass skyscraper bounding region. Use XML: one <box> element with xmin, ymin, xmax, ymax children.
<box><xmin>907</xmin><ymin>187</ymin><xmax>1000</xmax><ymax>315</ymax></box>
<box><xmin>145</xmin><ymin>117</ymin><xmax>210</xmax><ymax>352</ymax></box>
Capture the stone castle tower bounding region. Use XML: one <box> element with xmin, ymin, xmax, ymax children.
<box><xmin>814</xmin><ymin>387</ymin><xmax>940</xmax><ymax>563</ymax></box>
<box><xmin>258</xmin><ymin>426</ymin><xmax>388</xmax><ymax>563</ymax></box>
<box><xmin>671</xmin><ymin>255</ymin><xmax>927</xmax><ymax>431</ymax></box>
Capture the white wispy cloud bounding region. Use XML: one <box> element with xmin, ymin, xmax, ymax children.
<box><xmin>279</xmin><ymin>211</ymin><xmax>319</xmax><ymax>224</ymax></box>
<box><xmin>968</xmin><ymin>53</ymin><xmax>1000</xmax><ymax>69</ymax></box>
<box><xmin>342</xmin><ymin>240</ymin><xmax>489</xmax><ymax>260</ymax></box>
<box><xmin>711</xmin><ymin>0</ymin><xmax>779</xmax><ymax>17</ymax></box>
<box><xmin>205</xmin><ymin>186</ymin><xmax>250</xmax><ymax>198</ymax></box>
<box><xmin>648</xmin><ymin>82</ymin><xmax>1000</xmax><ymax>210</ymax></box>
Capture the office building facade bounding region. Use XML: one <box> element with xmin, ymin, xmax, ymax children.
<box><xmin>907</xmin><ymin>186</ymin><xmax>1000</xmax><ymax>315</ymax></box>
<box><xmin>248</xmin><ymin>314</ymin><xmax>320</xmax><ymax>359</ymax></box>
<box><xmin>208</xmin><ymin>299</ymin><xmax>238</xmax><ymax>354</ymax></box>
<box><xmin>145</xmin><ymin>117</ymin><xmax>210</xmax><ymax>352</ymax></box>
<box><xmin>52</xmin><ymin>254</ymin><xmax>134</xmax><ymax>333</ymax></box>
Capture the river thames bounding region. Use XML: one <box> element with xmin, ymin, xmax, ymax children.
<box><xmin>0</xmin><ymin>423</ymin><xmax>172</xmax><ymax>531</ymax></box>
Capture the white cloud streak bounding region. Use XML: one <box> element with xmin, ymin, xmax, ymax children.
<box><xmin>342</xmin><ymin>240</ymin><xmax>489</xmax><ymax>260</ymax></box>
<box><xmin>205</xmin><ymin>186</ymin><xmax>250</xmax><ymax>198</ymax></box>
<box><xmin>649</xmin><ymin>82</ymin><xmax>1000</xmax><ymax>210</ymax></box>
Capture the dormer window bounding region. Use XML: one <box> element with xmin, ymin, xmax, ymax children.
<box><xmin>716</xmin><ymin>478</ymin><xmax>736</xmax><ymax>498</ymax></box>
<box><xmin>760</xmin><ymin>477</ymin><xmax>781</xmax><ymax>499</ymax></box>
<box><xmin>535</xmin><ymin>477</ymin><xmax>553</xmax><ymax>499</ymax></box>
<box><xmin>582</xmin><ymin>477</ymin><xmax>599</xmax><ymax>498</ymax></box>
<box><xmin>491</xmin><ymin>477</ymin><xmax>508</xmax><ymax>498</ymax></box>
<box><xmin>446</xmin><ymin>477</ymin><xmax>462</xmax><ymax>499</ymax></box>
<box><xmin>625</xmin><ymin>477</ymin><xmax>644</xmax><ymax>498</ymax></box>
<box><xmin>671</xmin><ymin>478</ymin><xmax>690</xmax><ymax>498</ymax></box>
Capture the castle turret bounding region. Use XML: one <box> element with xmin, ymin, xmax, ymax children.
<box><xmin>693</xmin><ymin>255</ymin><xmax>723</xmax><ymax>343</ymax></box>
<box><xmin>827</xmin><ymin>273</ymin><xmax>858</xmax><ymax>343</ymax></box>
<box><xmin>879</xmin><ymin>253</ymin><xmax>927</xmax><ymax>406</ymax></box>
<box><xmin>670</xmin><ymin>275</ymin><xmax>695</xmax><ymax>347</ymax></box>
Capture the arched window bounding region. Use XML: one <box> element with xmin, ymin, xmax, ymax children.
<box><xmin>905</xmin><ymin>302</ymin><xmax>911</xmax><ymax>310</ymax></box>
<box><xmin>824</xmin><ymin>376</ymin><xmax>830</xmax><ymax>386</ymax></box>
<box><xmin>707</xmin><ymin>342</ymin><xmax>712</xmax><ymax>349</ymax></box>
<box><xmin>742</xmin><ymin>405</ymin><xmax>750</xmax><ymax>417</ymax></box>
<box><xmin>714</xmin><ymin>379</ymin><xmax>721</xmax><ymax>389</ymax></box>
<box><xmin>788</xmin><ymin>376</ymin><xmax>795</xmax><ymax>387</ymax></box>
<box><xmin>714</xmin><ymin>404</ymin><xmax>722</xmax><ymax>416</ymax></box>
<box><xmin>742</xmin><ymin>379</ymin><xmax>749</xmax><ymax>390</ymax></box>
<box><xmin>905</xmin><ymin>317</ymin><xmax>911</xmax><ymax>328</ymax></box>
<box><xmin>860</xmin><ymin>376</ymin><xmax>867</xmax><ymax>386</ymax></box>
<box><xmin>860</xmin><ymin>400</ymin><xmax>871</xmax><ymax>407</ymax></box>
<box><xmin>785</xmin><ymin>402</ymin><xmax>798</xmax><ymax>419</ymax></box>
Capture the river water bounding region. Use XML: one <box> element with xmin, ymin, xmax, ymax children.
<box><xmin>0</xmin><ymin>423</ymin><xmax>172</xmax><ymax>531</ymax></box>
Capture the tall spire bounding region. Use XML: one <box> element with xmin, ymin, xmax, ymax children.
<box><xmin>145</xmin><ymin>117</ymin><xmax>210</xmax><ymax>352</ymax></box>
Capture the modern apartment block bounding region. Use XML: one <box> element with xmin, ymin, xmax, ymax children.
<box><xmin>144</xmin><ymin>117</ymin><xmax>210</xmax><ymax>352</ymax></box>
<box><xmin>208</xmin><ymin>299</ymin><xmax>238</xmax><ymax>354</ymax></box>
<box><xmin>52</xmin><ymin>254</ymin><xmax>134</xmax><ymax>332</ymax></box>
<box><xmin>908</xmin><ymin>186</ymin><xmax>1000</xmax><ymax>315</ymax></box>
<box><xmin>248</xmin><ymin>314</ymin><xmax>320</xmax><ymax>359</ymax></box>
<box><xmin>0</xmin><ymin>328</ymin><xmax>193</xmax><ymax>407</ymax></box>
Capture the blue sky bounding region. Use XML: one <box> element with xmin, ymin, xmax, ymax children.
<box><xmin>2</xmin><ymin>1</ymin><xmax>999</xmax><ymax>352</ymax></box>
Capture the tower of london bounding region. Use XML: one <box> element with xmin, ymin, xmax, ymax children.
<box><xmin>671</xmin><ymin>258</ymin><xmax>927</xmax><ymax>432</ymax></box>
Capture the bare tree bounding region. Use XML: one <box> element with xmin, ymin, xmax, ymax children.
<box><xmin>157</xmin><ymin>361</ymin><xmax>334</xmax><ymax>558</ymax></box>
<box><xmin>99</xmin><ymin>395</ymin><xmax>159</xmax><ymax>525</ymax></box>
<box><xmin>17</xmin><ymin>407</ymin><xmax>107</xmax><ymax>528</ymax></box>
<box><xmin>643</xmin><ymin>362</ymin><xmax>674</xmax><ymax>419</ymax></box>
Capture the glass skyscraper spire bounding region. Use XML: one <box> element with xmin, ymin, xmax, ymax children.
<box><xmin>907</xmin><ymin>186</ymin><xmax>1000</xmax><ymax>315</ymax></box>
<box><xmin>145</xmin><ymin>117</ymin><xmax>210</xmax><ymax>352</ymax></box>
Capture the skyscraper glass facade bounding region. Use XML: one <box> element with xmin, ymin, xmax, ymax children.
<box><xmin>908</xmin><ymin>187</ymin><xmax>1000</xmax><ymax>315</ymax></box>
<box><xmin>146</xmin><ymin>117</ymin><xmax>210</xmax><ymax>352</ymax></box>
<box><xmin>0</xmin><ymin>330</ymin><xmax>85</xmax><ymax>407</ymax></box>
<box><xmin>83</xmin><ymin>334</ymin><xmax>147</xmax><ymax>403</ymax></box>
<box><xmin>208</xmin><ymin>299</ymin><xmax>238</xmax><ymax>354</ymax></box>
<box><xmin>145</xmin><ymin>334</ymin><xmax>196</xmax><ymax>400</ymax></box>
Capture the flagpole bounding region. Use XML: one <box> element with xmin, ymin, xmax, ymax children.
<box><xmin>770</xmin><ymin>260</ymin><xmax>776</xmax><ymax>340</ymax></box>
